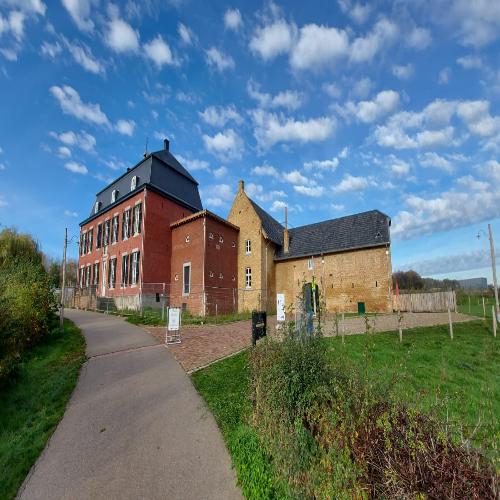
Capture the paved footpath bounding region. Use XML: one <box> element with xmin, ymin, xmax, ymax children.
<box><xmin>18</xmin><ymin>310</ymin><xmax>241</xmax><ymax>500</ymax></box>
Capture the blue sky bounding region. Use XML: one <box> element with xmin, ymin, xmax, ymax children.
<box><xmin>1</xmin><ymin>0</ymin><xmax>500</xmax><ymax>282</ymax></box>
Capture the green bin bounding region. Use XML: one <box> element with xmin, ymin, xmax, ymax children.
<box><xmin>357</xmin><ymin>302</ymin><xmax>365</xmax><ymax>316</ymax></box>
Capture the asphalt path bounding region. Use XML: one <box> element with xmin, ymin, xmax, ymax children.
<box><xmin>18</xmin><ymin>309</ymin><xmax>241</xmax><ymax>500</ymax></box>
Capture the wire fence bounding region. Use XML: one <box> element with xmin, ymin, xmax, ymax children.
<box><xmin>60</xmin><ymin>282</ymin><xmax>275</xmax><ymax>326</ymax></box>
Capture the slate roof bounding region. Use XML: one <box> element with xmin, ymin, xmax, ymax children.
<box><xmin>249</xmin><ymin>199</ymin><xmax>284</xmax><ymax>245</ymax></box>
<box><xmin>274</xmin><ymin>210</ymin><xmax>391</xmax><ymax>261</ymax></box>
<box><xmin>81</xmin><ymin>145</ymin><xmax>203</xmax><ymax>226</ymax></box>
<box><xmin>247</xmin><ymin>199</ymin><xmax>391</xmax><ymax>261</ymax></box>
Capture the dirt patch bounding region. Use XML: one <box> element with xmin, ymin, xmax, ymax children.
<box><xmin>142</xmin><ymin>312</ymin><xmax>477</xmax><ymax>372</ymax></box>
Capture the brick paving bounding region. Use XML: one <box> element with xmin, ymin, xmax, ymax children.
<box><xmin>143</xmin><ymin>312</ymin><xmax>477</xmax><ymax>372</ymax></box>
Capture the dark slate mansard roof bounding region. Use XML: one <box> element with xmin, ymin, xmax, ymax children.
<box><xmin>248</xmin><ymin>199</ymin><xmax>391</xmax><ymax>261</ymax></box>
<box><xmin>80</xmin><ymin>143</ymin><xmax>203</xmax><ymax>226</ymax></box>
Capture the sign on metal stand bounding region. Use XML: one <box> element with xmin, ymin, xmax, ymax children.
<box><xmin>252</xmin><ymin>311</ymin><xmax>267</xmax><ymax>347</ymax></box>
<box><xmin>166</xmin><ymin>306</ymin><xmax>181</xmax><ymax>344</ymax></box>
<box><xmin>277</xmin><ymin>293</ymin><xmax>285</xmax><ymax>322</ymax></box>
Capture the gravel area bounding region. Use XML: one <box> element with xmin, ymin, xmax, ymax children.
<box><xmin>141</xmin><ymin>312</ymin><xmax>478</xmax><ymax>372</ymax></box>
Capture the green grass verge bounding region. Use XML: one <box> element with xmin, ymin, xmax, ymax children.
<box><xmin>192</xmin><ymin>320</ymin><xmax>499</xmax><ymax>498</ymax></box>
<box><xmin>0</xmin><ymin>320</ymin><xmax>86</xmax><ymax>500</ymax></box>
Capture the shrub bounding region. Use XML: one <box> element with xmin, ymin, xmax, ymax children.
<box><xmin>249</xmin><ymin>291</ymin><xmax>498</xmax><ymax>498</ymax></box>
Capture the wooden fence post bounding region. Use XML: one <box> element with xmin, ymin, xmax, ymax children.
<box><xmin>493</xmin><ymin>306</ymin><xmax>497</xmax><ymax>338</ymax></box>
<box><xmin>448</xmin><ymin>308</ymin><xmax>453</xmax><ymax>340</ymax></box>
<box><xmin>335</xmin><ymin>311</ymin><xmax>339</xmax><ymax>337</ymax></box>
<box><xmin>469</xmin><ymin>295</ymin><xmax>471</xmax><ymax>316</ymax></box>
<box><xmin>398</xmin><ymin>310</ymin><xmax>402</xmax><ymax>342</ymax></box>
<box><xmin>483</xmin><ymin>297</ymin><xmax>486</xmax><ymax>318</ymax></box>
<box><xmin>342</xmin><ymin>311</ymin><xmax>345</xmax><ymax>345</ymax></box>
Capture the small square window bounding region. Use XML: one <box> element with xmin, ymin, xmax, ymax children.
<box><xmin>111</xmin><ymin>189</ymin><xmax>118</xmax><ymax>203</ymax></box>
<box><xmin>232</xmin><ymin>275</ymin><xmax>235</xmax><ymax>281</ymax></box>
<box><xmin>219</xmin><ymin>236</ymin><xmax>223</xmax><ymax>243</ymax></box>
<box><xmin>232</xmin><ymin>241</ymin><xmax>235</xmax><ymax>248</ymax></box>
<box><xmin>308</xmin><ymin>259</ymin><xmax>314</xmax><ymax>270</ymax></box>
<box><xmin>209</xmin><ymin>232</ymin><xmax>213</xmax><ymax>239</ymax></box>
<box><xmin>209</xmin><ymin>270</ymin><xmax>213</xmax><ymax>278</ymax></box>
<box><xmin>245</xmin><ymin>267</ymin><xmax>252</xmax><ymax>288</ymax></box>
<box><xmin>219</xmin><ymin>272</ymin><xmax>223</xmax><ymax>279</ymax></box>
<box><xmin>245</xmin><ymin>240</ymin><xmax>251</xmax><ymax>253</ymax></box>
<box><xmin>186</xmin><ymin>236</ymin><xmax>190</xmax><ymax>242</ymax></box>
<box><xmin>174</xmin><ymin>274</ymin><xmax>179</xmax><ymax>281</ymax></box>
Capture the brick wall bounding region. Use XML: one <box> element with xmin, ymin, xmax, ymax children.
<box><xmin>275</xmin><ymin>246</ymin><xmax>393</xmax><ymax>313</ymax></box>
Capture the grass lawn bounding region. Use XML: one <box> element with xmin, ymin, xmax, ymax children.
<box><xmin>192</xmin><ymin>319</ymin><xmax>499</xmax><ymax>498</ymax></box>
<box><xmin>0</xmin><ymin>320</ymin><xmax>86</xmax><ymax>500</ymax></box>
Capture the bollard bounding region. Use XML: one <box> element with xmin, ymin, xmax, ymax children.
<box><xmin>448</xmin><ymin>308</ymin><xmax>453</xmax><ymax>340</ymax></box>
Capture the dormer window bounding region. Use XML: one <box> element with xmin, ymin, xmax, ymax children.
<box><xmin>94</xmin><ymin>201</ymin><xmax>101</xmax><ymax>214</ymax></box>
<box><xmin>131</xmin><ymin>176</ymin><xmax>138</xmax><ymax>191</ymax></box>
<box><xmin>111</xmin><ymin>189</ymin><xmax>118</xmax><ymax>203</ymax></box>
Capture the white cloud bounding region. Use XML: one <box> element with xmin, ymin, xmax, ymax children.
<box><xmin>457</xmin><ymin>100</ymin><xmax>500</xmax><ymax>137</ymax></box>
<box><xmin>247</xmin><ymin>80</ymin><xmax>304</xmax><ymax>111</ymax></box>
<box><xmin>94</xmin><ymin>172</ymin><xmax>114</xmax><ymax>183</ymax></box>
<box><xmin>438</xmin><ymin>67</ymin><xmax>451</xmax><ymax>84</ymax></box>
<box><xmin>105</xmin><ymin>5</ymin><xmax>140</xmax><ymax>54</ymax></box>
<box><xmin>40</xmin><ymin>40</ymin><xmax>62</xmax><ymax>58</ymax></box>
<box><xmin>456</xmin><ymin>175</ymin><xmax>489</xmax><ymax>191</ymax></box>
<box><xmin>349</xmin><ymin>77</ymin><xmax>372</xmax><ymax>99</ymax></box>
<box><xmin>127</xmin><ymin>100</ymin><xmax>135</xmax><ymax>108</ymax></box>
<box><xmin>303</xmin><ymin>158</ymin><xmax>339</xmax><ymax>172</ymax></box>
<box><xmin>392</xmin><ymin>64</ymin><xmax>414</xmax><ymax>80</ymax></box>
<box><xmin>339</xmin><ymin>146</ymin><xmax>349</xmax><ymax>158</ymax></box>
<box><xmin>386</xmin><ymin>155</ymin><xmax>410</xmax><ymax>176</ymax></box>
<box><xmin>0</xmin><ymin>48</ymin><xmax>18</xmax><ymax>61</ymax></box>
<box><xmin>337</xmin><ymin>90</ymin><xmax>400</xmax><ymax>123</ymax></box>
<box><xmin>322</xmin><ymin>82</ymin><xmax>341</xmax><ymax>99</ymax></box>
<box><xmin>198</xmin><ymin>105</ymin><xmax>243</xmax><ymax>127</ymax></box>
<box><xmin>202</xmin><ymin>129</ymin><xmax>244</xmax><ymax>161</ymax></box>
<box><xmin>151</xmin><ymin>110</ymin><xmax>158</xmax><ymax>120</ymax></box>
<box><xmin>64</xmin><ymin>209</ymin><xmax>78</xmax><ymax>217</ymax></box>
<box><xmin>250</xmin><ymin>109</ymin><xmax>335</xmax><ymax>149</ymax></box>
<box><xmin>448</xmin><ymin>153</ymin><xmax>470</xmax><ymax>162</ymax></box>
<box><xmin>203</xmin><ymin>183</ymin><xmax>235</xmax><ymax>207</ymax></box>
<box><xmin>176</xmin><ymin>90</ymin><xmax>199</xmax><ymax>104</ymax></box>
<box><xmin>176</xmin><ymin>155</ymin><xmax>210</xmax><ymax>171</ymax></box>
<box><xmin>269</xmin><ymin>200</ymin><xmax>288</xmax><ymax>213</ymax></box>
<box><xmin>50</xmin><ymin>86</ymin><xmax>110</xmax><ymax>127</ymax></box>
<box><xmin>6</xmin><ymin>11</ymin><xmax>26</xmax><ymax>41</ymax></box>
<box><xmin>2</xmin><ymin>0</ymin><xmax>46</xmax><ymax>15</ymax></box>
<box><xmin>245</xmin><ymin>183</ymin><xmax>263</xmax><ymax>199</ymax></box>
<box><xmin>457</xmin><ymin>55</ymin><xmax>482</xmax><ymax>69</ymax></box>
<box><xmin>283</xmin><ymin>170</ymin><xmax>308</xmax><ymax>185</ymax></box>
<box><xmin>144</xmin><ymin>35</ymin><xmax>177</xmax><ymax>68</ymax></box>
<box><xmin>406</xmin><ymin>27</ymin><xmax>432</xmax><ymax>50</ymax></box>
<box><xmin>349</xmin><ymin>3</ymin><xmax>371</xmax><ymax>24</ymax></box>
<box><xmin>0</xmin><ymin>147</ymin><xmax>2</xmax><ymax>153</ymax></box>
<box><xmin>205</xmin><ymin>47</ymin><xmax>234</xmax><ymax>72</ymax></box>
<box><xmin>57</xmin><ymin>146</ymin><xmax>71</xmax><ymax>158</ymax></box>
<box><xmin>50</xmin><ymin>130</ymin><xmax>96</xmax><ymax>152</ymax></box>
<box><xmin>178</xmin><ymin>23</ymin><xmax>196</xmax><ymax>45</ymax></box>
<box><xmin>251</xmin><ymin>163</ymin><xmax>280</xmax><ymax>178</ymax></box>
<box><xmin>294</xmin><ymin>185</ymin><xmax>325</xmax><ymax>197</ymax></box>
<box><xmin>333</xmin><ymin>173</ymin><xmax>368</xmax><ymax>192</ymax></box>
<box><xmin>331</xmin><ymin>204</ymin><xmax>344</xmax><ymax>211</ymax></box>
<box><xmin>420</xmin><ymin>152</ymin><xmax>453</xmax><ymax>173</ymax></box>
<box><xmin>63</xmin><ymin>37</ymin><xmax>105</xmax><ymax>75</ymax></box>
<box><xmin>350</xmin><ymin>17</ymin><xmax>399</xmax><ymax>63</ymax></box>
<box><xmin>65</xmin><ymin>161</ymin><xmax>87</xmax><ymax>174</ymax></box>
<box><xmin>224</xmin><ymin>8</ymin><xmax>242</xmax><ymax>31</ymax></box>
<box><xmin>115</xmin><ymin>119</ymin><xmax>136</xmax><ymax>136</ymax></box>
<box><xmin>257</xmin><ymin>189</ymin><xmax>287</xmax><ymax>202</ymax></box>
<box><xmin>250</xmin><ymin>19</ymin><xmax>296</xmax><ymax>61</ymax></box>
<box><xmin>61</xmin><ymin>0</ymin><xmax>96</xmax><ymax>31</ymax></box>
<box><xmin>290</xmin><ymin>23</ymin><xmax>349</xmax><ymax>70</ymax></box>
<box><xmin>213</xmin><ymin>166</ymin><xmax>228</xmax><ymax>179</ymax></box>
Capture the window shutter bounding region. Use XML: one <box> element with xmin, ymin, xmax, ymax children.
<box><xmin>108</xmin><ymin>260</ymin><xmax>111</xmax><ymax>287</ymax></box>
<box><xmin>132</xmin><ymin>207</ymin><xmax>136</xmax><ymax>235</ymax></box>
<box><xmin>129</xmin><ymin>254</ymin><xmax>133</xmax><ymax>285</ymax></box>
<box><xmin>127</xmin><ymin>210</ymin><xmax>131</xmax><ymax>237</ymax></box>
<box><xmin>97</xmin><ymin>225</ymin><xmax>101</xmax><ymax>249</ymax></box>
<box><xmin>138</xmin><ymin>204</ymin><xmax>142</xmax><ymax>233</ymax></box>
<box><xmin>135</xmin><ymin>251</ymin><xmax>140</xmax><ymax>284</ymax></box>
<box><xmin>96</xmin><ymin>263</ymin><xmax>99</xmax><ymax>285</ymax></box>
<box><xmin>105</xmin><ymin>221</ymin><xmax>110</xmax><ymax>246</ymax></box>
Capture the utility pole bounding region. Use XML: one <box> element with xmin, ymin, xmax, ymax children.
<box><xmin>60</xmin><ymin>228</ymin><xmax>67</xmax><ymax>333</ymax></box>
<box><xmin>489</xmin><ymin>224</ymin><xmax>499</xmax><ymax>319</ymax></box>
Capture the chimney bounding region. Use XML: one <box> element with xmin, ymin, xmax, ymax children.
<box><xmin>164</xmin><ymin>139</ymin><xmax>169</xmax><ymax>151</ymax></box>
<box><xmin>284</xmin><ymin>206</ymin><xmax>289</xmax><ymax>253</ymax></box>
<box><xmin>238</xmin><ymin>179</ymin><xmax>244</xmax><ymax>192</ymax></box>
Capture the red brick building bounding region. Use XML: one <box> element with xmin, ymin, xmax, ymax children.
<box><xmin>169</xmin><ymin>211</ymin><xmax>239</xmax><ymax>315</ymax></box>
<box><xmin>77</xmin><ymin>140</ymin><xmax>205</xmax><ymax>311</ymax></box>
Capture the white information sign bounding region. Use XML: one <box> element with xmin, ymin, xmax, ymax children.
<box><xmin>277</xmin><ymin>293</ymin><xmax>286</xmax><ymax>322</ymax></box>
<box><xmin>168</xmin><ymin>307</ymin><xmax>180</xmax><ymax>331</ymax></box>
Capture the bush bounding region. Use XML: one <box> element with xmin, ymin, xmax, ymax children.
<box><xmin>0</xmin><ymin>228</ymin><xmax>57</xmax><ymax>383</ymax></box>
<box><xmin>249</xmin><ymin>293</ymin><xmax>498</xmax><ymax>498</ymax></box>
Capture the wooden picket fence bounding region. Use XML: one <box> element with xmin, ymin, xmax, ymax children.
<box><xmin>393</xmin><ymin>291</ymin><xmax>457</xmax><ymax>313</ymax></box>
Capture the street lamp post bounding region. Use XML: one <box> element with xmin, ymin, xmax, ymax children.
<box><xmin>60</xmin><ymin>229</ymin><xmax>79</xmax><ymax>333</ymax></box>
<box><xmin>477</xmin><ymin>223</ymin><xmax>499</xmax><ymax>320</ymax></box>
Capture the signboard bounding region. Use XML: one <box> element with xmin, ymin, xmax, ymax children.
<box><xmin>277</xmin><ymin>293</ymin><xmax>285</xmax><ymax>322</ymax></box>
<box><xmin>168</xmin><ymin>307</ymin><xmax>180</xmax><ymax>331</ymax></box>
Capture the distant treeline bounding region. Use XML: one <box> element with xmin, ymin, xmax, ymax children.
<box><xmin>393</xmin><ymin>269</ymin><xmax>460</xmax><ymax>291</ymax></box>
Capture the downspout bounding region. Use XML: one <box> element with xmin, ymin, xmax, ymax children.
<box><xmin>140</xmin><ymin>189</ymin><xmax>146</xmax><ymax>315</ymax></box>
<box><xmin>386</xmin><ymin>243</ymin><xmax>392</xmax><ymax>312</ymax></box>
<box><xmin>202</xmin><ymin>217</ymin><xmax>206</xmax><ymax>318</ymax></box>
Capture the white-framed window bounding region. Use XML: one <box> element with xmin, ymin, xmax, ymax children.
<box><xmin>111</xmin><ymin>214</ymin><xmax>119</xmax><ymax>244</ymax></box>
<box><xmin>130</xmin><ymin>251</ymin><xmax>140</xmax><ymax>285</ymax></box>
<box><xmin>245</xmin><ymin>239</ymin><xmax>251</xmax><ymax>254</ymax></box>
<box><xmin>245</xmin><ymin>267</ymin><xmax>252</xmax><ymax>288</ymax></box>
<box><xmin>308</xmin><ymin>259</ymin><xmax>314</xmax><ymax>270</ymax></box>
<box><xmin>131</xmin><ymin>176</ymin><xmax>138</xmax><ymax>191</ymax></box>
<box><xmin>121</xmin><ymin>254</ymin><xmax>129</xmax><ymax>287</ymax></box>
<box><xmin>93</xmin><ymin>262</ymin><xmax>100</xmax><ymax>285</ymax></box>
<box><xmin>96</xmin><ymin>222</ymin><xmax>102</xmax><ymax>249</ymax></box>
<box><xmin>174</xmin><ymin>274</ymin><xmax>178</xmax><ymax>281</ymax></box>
<box><xmin>186</xmin><ymin>235</ymin><xmax>190</xmax><ymax>243</ymax></box>
<box><xmin>94</xmin><ymin>201</ymin><xmax>101</xmax><ymax>214</ymax></box>
<box><xmin>219</xmin><ymin>272</ymin><xmax>223</xmax><ymax>279</ymax></box>
<box><xmin>209</xmin><ymin>232</ymin><xmax>213</xmax><ymax>239</ymax></box>
<box><xmin>232</xmin><ymin>275</ymin><xmax>235</xmax><ymax>281</ymax></box>
<box><xmin>79</xmin><ymin>266</ymin><xmax>84</xmax><ymax>287</ymax></box>
<box><xmin>86</xmin><ymin>264</ymin><xmax>91</xmax><ymax>287</ymax></box>
<box><xmin>104</xmin><ymin>219</ymin><xmax>110</xmax><ymax>247</ymax></box>
<box><xmin>232</xmin><ymin>241</ymin><xmax>235</xmax><ymax>248</ymax></box>
<box><xmin>87</xmin><ymin>228</ymin><xmax>93</xmax><ymax>254</ymax></box>
<box><xmin>111</xmin><ymin>189</ymin><xmax>118</xmax><ymax>203</ymax></box>
<box><xmin>132</xmin><ymin>203</ymin><xmax>142</xmax><ymax>235</ymax></box>
<box><xmin>183</xmin><ymin>263</ymin><xmax>191</xmax><ymax>295</ymax></box>
<box><xmin>108</xmin><ymin>258</ymin><xmax>116</xmax><ymax>288</ymax></box>
<box><xmin>209</xmin><ymin>270</ymin><xmax>213</xmax><ymax>278</ymax></box>
<box><xmin>122</xmin><ymin>209</ymin><xmax>131</xmax><ymax>240</ymax></box>
<box><xmin>219</xmin><ymin>236</ymin><xmax>223</xmax><ymax>243</ymax></box>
